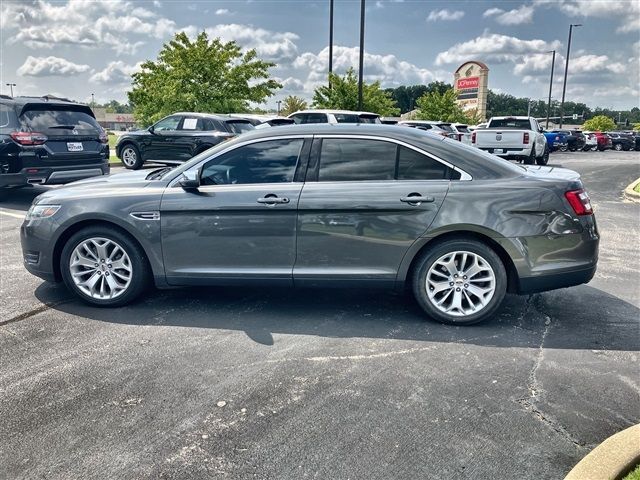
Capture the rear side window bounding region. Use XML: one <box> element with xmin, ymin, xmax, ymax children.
<box><xmin>397</xmin><ymin>146</ymin><xmax>456</xmax><ymax>180</ymax></box>
<box><xmin>318</xmin><ymin>139</ymin><xmax>396</xmax><ymax>181</ymax></box>
<box><xmin>0</xmin><ymin>105</ymin><xmax>13</xmax><ymax>128</ymax></box>
<box><xmin>225</xmin><ymin>121</ymin><xmax>254</xmax><ymax>134</ymax></box>
<box><xmin>359</xmin><ymin>115</ymin><xmax>380</xmax><ymax>124</ymax></box>
<box><xmin>180</xmin><ymin>117</ymin><xmax>203</xmax><ymax>130</ymax></box>
<box><xmin>20</xmin><ymin>108</ymin><xmax>101</xmax><ymax>134</ymax></box>
<box><xmin>291</xmin><ymin>113</ymin><xmax>328</xmax><ymax>124</ymax></box>
<box><xmin>334</xmin><ymin>114</ymin><xmax>360</xmax><ymax>123</ymax></box>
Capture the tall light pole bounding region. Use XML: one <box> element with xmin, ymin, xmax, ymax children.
<box><xmin>357</xmin><ymin>0</ymin><xmax>366</xmax><ymax>110</ymax></box>
<box><xmin>5</xmin><ymin>83</ymin><xmax>16</xmax><ymax>97</ymax></box>
<box><xmin>328</xmin><ymin>0</ymin><xmax>334</xmax><ymax>89</ymax></box>
<box><xmin>276</xmin><ymin>100</ymin><xmax>282</xmax><ymax>115</ymax></box>
<box><xmin>558</xmin><ymin>23</ymin><xmax>581</xmax><ymax>128</ymax></box>
<box><xmin>545</xmin><ymin>50</ymin><xmax>556</xmax><ymax>129</ymax></box>
<box><xmin>91</xmin><ymin>93</ymin><xmax>95</xmax><ymax>108</ymax></box>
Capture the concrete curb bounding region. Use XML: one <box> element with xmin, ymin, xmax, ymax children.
<box><xmin>623</xmin><ymin>178</ymin><xmax>640</xmax><ymax>202</ymax></box>
<box><xmin>565</xmin><ymin>424</ymin><xmax>640</xmax><ymax>480</ymax></box>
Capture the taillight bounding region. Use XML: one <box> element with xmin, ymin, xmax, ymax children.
<box><xmin>523</xmin><ymin>132</ymin><xmax>529</xmax><ymax>144</ymax></box>
<box><xmin>565</xmin><ymin>189</ymin><xmax>593</xmax><ymax>216</ymax></box>
<box><xmin>99</xmin><ymin>130</ymin><xmax>108</xmax><ymax>144</ymax></box>
<box><xmin>10</xmin><ymin>131</ymin><xmax>47</xmax><ymax>146</ymax></box>
<box><xmin>555</xmin><ymin>135</ymin><xmax>559</xmax><ymax>141</ymax></box>
<box><xmin>472</xmin><ymin>131</ymin><xmax>476</xmax><ymax>143</ymax></box>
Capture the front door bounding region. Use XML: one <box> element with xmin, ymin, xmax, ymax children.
<box><xmin>160</xmin><ymin>137</ymin><xmax>309</xmax><ymax>285</ymax></box>
<box><xmin>294</xmin><ymin>136</ymin><xmax>452</xmax><ymax>285</ymax></box>
<box><xmin>147</xmin><ymin>115</ymin><xmax>182</xmax><ymax>161</ymax></box>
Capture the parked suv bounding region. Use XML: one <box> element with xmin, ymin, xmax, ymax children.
<box><xmin>0</xmin><ymin>95</ymin><xmax>109</xmax><ymax>199</ymax></box>
<box><xmin>397</xmin><ymin>121</ymin><xmax>458</xmax><ymax>139</ymax></box>
<box><xmin>115</xmin><ymin>113</ymin><xmax>254</xmax><ymax>169</ymax></box>
<box><xmin>552</xmin><ymin>130</ymin><xmax>586</xmax><ymax>151</ymax></box>
<box><xmin>288</xmin><ymin>109</ymin><xmax>381</xmax><ymax>124</ymax></box>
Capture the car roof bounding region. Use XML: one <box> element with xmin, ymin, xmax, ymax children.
<box><xmin>171</xmin><ymin>112</ymin><xmax>252</xmax><ymax>122</ymax></box>
<box><xmin>2</xmin><ymin>95</ymin><xmax>83</xmax><ymax>107</ymax></box>
<box><xmin>289</xmin><ymin>109</ymin><xmax>380</xmax><ymax>116</ymax></box>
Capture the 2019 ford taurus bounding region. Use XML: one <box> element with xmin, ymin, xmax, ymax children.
<box><xmin>21</xmin><ymin>124</ymin><xmax>599</xmax><ymax>325</ymax></box>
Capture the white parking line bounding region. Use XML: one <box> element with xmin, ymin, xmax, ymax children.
<box><xmin>0</xmin><ymin>209</ymin><xmax>25</xmax><ymax>219</ymax></box>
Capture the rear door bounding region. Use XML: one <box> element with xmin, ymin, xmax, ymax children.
<box><xmin>294</xmin><ymin>136</ymin><xmax>454</xmax><ymax>286</ymax></box>
<box><xmin>19</xmin><ymin>105</ymin><xmax>106</xmax><ymax>166</ymax></box>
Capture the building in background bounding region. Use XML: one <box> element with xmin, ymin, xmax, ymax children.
<box><xmin>92</xmin><ymin>108</ymin><xmax>137</xmax><ymax>131</ymax></box>
<box><xmin>454</xmin><ymin>61</ymin><xmax>489</xmax><ymax>120</ymax></box>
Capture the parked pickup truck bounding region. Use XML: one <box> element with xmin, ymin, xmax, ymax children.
<box><xmin>472</xmin><ymin>116</ymin><xmax>549</xmax><ymax>165</ymax></box>
<box><xmin>543</xmin><ymin>130</ymin><xmax>569</xmax><ymax>152</ymax></box>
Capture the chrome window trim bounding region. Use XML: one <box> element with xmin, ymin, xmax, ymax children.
<box><xmin>168</xmin><ymin>134</ymin><xmax>313</xmax><ymax>187</ymax></box>
<box><xmin>313</xmin><ymin>134</ymin><xmax>472</xmax><ymax>181</ymax></box>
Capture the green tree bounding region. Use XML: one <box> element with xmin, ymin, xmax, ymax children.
<box><xmin>312</xmin><ymin>68</ymin><xmax>400</xmax><ymax>116</ymax></box>
<box><xmin>414</xmin><ymin>88</ymin><xmax>473</xmax><ymax>123</ymax></box>
<box><xmin>385</xmin><ymin>82</ymin><xmax>453</xmax><ymax>114</ymax></box>
<box><xmin>128</xmin><ymin>32</ymin><xmax>282</xmax><ymax>126</ymax></box>
<box><xmin>583</xmin><ymin>115</ymin><xmax>617</xmax><ymax>132</ymax></box>
<box><xmin>280</xmin><ymin>95</ymin><xmax>308</xmax><ymax>116</ymax></box>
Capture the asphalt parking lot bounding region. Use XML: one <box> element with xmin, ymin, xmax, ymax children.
<box><xmin>1</xmin><ymin>150</ymin><xmax>639</xmax><ymax>479</ymax></box>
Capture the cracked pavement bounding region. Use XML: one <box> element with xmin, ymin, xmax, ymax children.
<box><xmin>1</xmin><ymin>151</ymin><xmax>639</xmax><ymax>479</ymax></box>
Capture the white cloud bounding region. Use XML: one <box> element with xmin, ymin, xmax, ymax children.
<box><xmin>89</xmin><ymin>61</ymin><xmax>142</xmax><ymax>84</ymax></box>
<box><xmin>293</xmin><ymin>45</ymin><xmax>435</xmax><ymax>91</ymax></box>
<box><xmin>427</xmin><ymin>9</ymin><xmax>464</xmax><ymax>21</ymax></box>
<box><xmin>483</xmin><ymin>4</ymin><xmax>535</xmax><ymax>25</ymax></box>
<box><xmin>18</xmin><ymin>56</ymin><xmax>90</xmax><ymax>77</ymax></box>
<box><xmin>215</xmin><ymin>8</ymin><xmax>230</xmax><ymax>15</ymax></box>
<box><xmin>435</xmin><ymin>33</ymin><xmax>561</xmax><ymax>66</ymax></box>
<box><xmin>533</xmin><ymin>0</ymin><xmax>639</xmax><ymax>33</ymax></box>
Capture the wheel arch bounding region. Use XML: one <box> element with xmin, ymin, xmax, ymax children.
<box><xmin>399</xmin><ymin>230</ymin><xmax>519</xmax><ymax>294</ymax></box>
<box><xmin>117</xmin><ymin>140</ymin><xmax>138</xmax><ymax>158</ymax></box>
<box><xmin>52</xmin><ymin>218</ymin><xmax>154</xmax><ymax>282</ymax></box>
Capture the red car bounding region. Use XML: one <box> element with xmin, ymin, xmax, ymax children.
<box><xmin>587</xmin><ymin>131</ymin><xmax>613</xmax><ymax>151</ymax></box>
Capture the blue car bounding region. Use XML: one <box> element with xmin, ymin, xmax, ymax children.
<box><xmin>543</xmin><ymin>131</ymin><xmax>568</xmax><ymax>152</ymax></box>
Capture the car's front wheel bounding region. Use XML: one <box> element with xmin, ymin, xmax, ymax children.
<box><xmin>120</xmin><ymin>144</ymin><xmax>143</xmax><ymax>170</ymax></box>
<box><xmin>61</xmin><ymin>226</ymin><xmax>151</xmax><ymax>306</ymax></box>
<box><xmin>613</xmin><ymin>143</ymin><xmax>623</xmax><ymax>151</ymax></box>
<box><xmin>412</xmin><ymin>239</ymin><xmax>507</xmax><ymax>325</ymax></box>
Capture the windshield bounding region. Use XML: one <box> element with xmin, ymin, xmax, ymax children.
<box><xmin>489</xmin><ymin>118</ymin><xmax>532</xmax><ymax>129</ymax></box>
<box><xmin>443</xmin><ymin>137</ymin><xmax>526</xmax><ymax>174</ymax></box>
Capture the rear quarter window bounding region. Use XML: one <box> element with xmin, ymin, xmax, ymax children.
<box><xmin>0</xmin><ymin>104</ymin><xmax>14</xmax><ymax>128</ymax></box>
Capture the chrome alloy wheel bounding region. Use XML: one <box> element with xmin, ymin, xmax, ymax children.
<box><xmin>425</xmin><ymin>251</ymin><xmax>496</xmax><ymax>317</ymax></box>
<box><xmin>69</xmin><ymin>237</ymin><xmax>132</xmax><ymax>299</ymax></box>
<box><xmin>121</xmin><ymin>147</ymin><xmax>137</xmax><ymax>167</ymax></box>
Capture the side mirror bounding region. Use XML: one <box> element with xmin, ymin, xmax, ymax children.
<box><xmin>148</xmin><ymin>125</ymin><xmax>155</xmax><ymax>134</ymax></box>
<box><xmin>179</xmin><ymin>170</ymin><xmax>200</xmax><ymax>190</ymax></box>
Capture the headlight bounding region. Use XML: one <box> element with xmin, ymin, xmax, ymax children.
<box><xmin>26</xmin><ymin>204</ymin><xmax>61</xmax><ymax>220</ymax></box>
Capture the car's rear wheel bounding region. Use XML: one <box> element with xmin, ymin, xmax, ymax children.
<box><xmin>412</xmin><ymin>239</ymin><xmax>507</xmax><ymax>325</ymax></box>
<box><xmin>559</xmin><ymin>144</ymin><xmax>568</xmax><ymax>152</ymax></box>
<box><xmin>524</xmin><ymin>148</ymin><xmax>536</xmax><ymax>165</ymax></box>
<box><xmin>614</xmin><ymin>143</ymin><xmax>623</xmax><ymax>151</ymax></box>
<box><xmin>536</xmin><ymin>144</ymin><xmax>549</xmax><ymax>165</ymax></box>
<box><xmin>121</xmin><ymin>144</ymin><xmax>143</xmax><ymax>170</ymax></box>
<box><xmin>61</xmin><ymin>226</ymin><xmax>150</xmax><ymax>306</ymax></box>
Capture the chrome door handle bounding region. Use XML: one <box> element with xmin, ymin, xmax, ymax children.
<box><xmin>400</xmin><ymin>196</ymin><xmax>435</xmax><ymax>204</ymax></box>
<box><xmin>257</xmin><ymin>196</ymin><xmax>289</xmax><ymax>205</ymax></box>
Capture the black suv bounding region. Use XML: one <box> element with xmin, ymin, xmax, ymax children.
<box><xmin>115</xmin><ymin>113</ymin><xmax>254</xmax><ymax>169</ymax></box>
<box><xmin>607</xmin><ymin>132</ymin><xmax>635</xmax><ymax>151</ymax></box>
<box><xmin>0</xmin><ymin>95</ymin><xmax>109</xmax><ymax>199</ymax></box>
<box><xmin>552</xmin><ymin>130</ymin><xmax>586</xmax><ymax>151</ymax></box>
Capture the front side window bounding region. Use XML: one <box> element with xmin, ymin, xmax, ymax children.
<box><xmin>154</xmin><ymin>115</ymin><xmax>181</xmax><ymax>132</ymax></box>
<box><xmin>200</xmin><ymin>139</ymin><xmax>303</xmax><ymax>185</ymax></box>
<box><xmin>318</xmin><ymin>139</ymin><xmax>396</xmax><ymax>181</ymax></box>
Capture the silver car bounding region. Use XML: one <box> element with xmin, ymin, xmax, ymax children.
<box><xmin>21</xmin><ymin>124</ymin><xmax>599</xmax><ymax>325</ymax></box>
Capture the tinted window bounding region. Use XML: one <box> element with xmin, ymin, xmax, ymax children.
<box><xmin>489</xmin><ymin>119</ymin><xmax>532</xmax><ymax>129</ymax></box>
<box><xmin>180</xmin><ymin>117</ymin><xmax>203</xmax><ymax>131</ymax></box>
<box><xmin>154</xmin><ymin>116</ymin><xmax>181</xmax><ymax>131</ymax></box>
<box><xmin>455</xmin><ymin>125</ymin><xmax>469</xmax><ymax>133</ymax></box>
<box><xmin>359</xmin><ymin>114</ymin><xmax>381</xmax><ymax>124</ymax></box>
<box><xmin>291</xmin><ymin>113</ymin><xmax>328</xmax><ymax>124</ymax></box>
<box><xmin>20</xmin><ymin>108</ymin><xmax>100</xmax><ymax>134</ymax></box>
<box><xmin>200</xmin><ymin>139</ymin><xmax>303</xmax><ymax>185</ymax></box>
<box><xmin>334</xmin><ymin>114</ymin><xmax>360</xmax><ymax>123</ymax></box>
<box><xmin>225</xmin><ymin>121</ymin><xmax>254</xmax><ymax>134</ymax></box>
<box><xmin>437</xmin><ymin>124</ymin><xmax>454</xmax><ymax>132</ymax></box>
<box><xmin>0</xmin><ymin>105</ymin><xmax>11</xmax><ymax>128</ymax></box>
<box><xmin>319</xmin><ymin>139</ymin><xmax>396</xmax><ymax>181</ymax></box>
<box><xmin>398</xmin><ymin>146</ymin><xmax>454</xmax><ymax>180</ymax></box>
<box><xmin>203</xmin><ymin>118</ymin><xmax>226</xmax><ymax>131</ymax></box>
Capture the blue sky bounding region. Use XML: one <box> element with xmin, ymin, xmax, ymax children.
<box><xmin>1</xmin><ymin>0</ymin><xmax>638</xmax><ymax>110</ymax></box>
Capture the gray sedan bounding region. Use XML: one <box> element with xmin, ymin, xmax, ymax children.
<box><xmin>20</xmin><ymin>124</ymin><xmax>599</xmax><ymax>325</ymax></box>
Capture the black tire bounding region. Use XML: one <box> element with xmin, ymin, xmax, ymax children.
<box><xmin>60</xmin><ymin>225</ymin><xmax>151</xmax><ymax>307</ymax></box>
<box><xmin>120</xmin><ymin>143</ymin><xmax>144</xmax><ymax>170</ymax></box>
<box><xmin>613</xmin><ymin>143</ymin><xmax>623</xmax><ymax>151</ymax></box>
<box><xmin>524</xmin><ymin>148</ymin><xmax>536</xmax><ymax>165</ymax></box>
<box><xmin>536</xmin><ymin>144</ymin><xmax>549</xmax><ymax>165</ymax></box>
<box><xmin>591</xmin><ymin>145</ymin><xmax>598</xmax><ymax>152</ymax></box>
<box><xmin>0</xmin><ymin>188</ymin><xmax>8</xmax><ymax>202</ymax></box>
<box><xmin>559</xmin><ymin>144</ymin><xmax>568</xmax><ymax>152</ymax></box>
<box><xmin>411</xmin><ymin>239</ymin><xmax>507</xmax><ymax>326</ymax></box>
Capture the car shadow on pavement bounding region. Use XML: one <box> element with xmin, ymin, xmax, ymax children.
<box><xmin>36</xmin><ymin>282</ymin><xmax>639</xmax><ymax>351</ymax></box>
<box><xmin>1</xmin><ymin>186</ymin><xmax>50</xmax><ymax>211</ymax></box>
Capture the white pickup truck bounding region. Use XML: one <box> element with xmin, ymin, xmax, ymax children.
<box><xmin>471</xmin><ymin>116</ymin><xmax>549</xmax><ymax>165</ymax></box>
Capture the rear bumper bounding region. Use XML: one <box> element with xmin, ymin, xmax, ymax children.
<box><xmin>518</xmin><ymin>265</ymin><xmax>596</xmax><ymax>294</ymax></box>
<box><xmin>0</xmin><ymin>163</ymin><xmax>109</xmax><ymax>187</ymax></box>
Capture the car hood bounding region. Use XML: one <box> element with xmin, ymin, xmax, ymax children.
<box><xmin>34</xmin><ymin>170</ymin><xmax>161</xmax><ymax>204</ymax></box>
